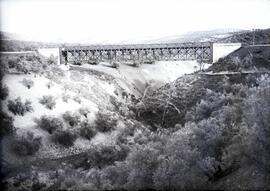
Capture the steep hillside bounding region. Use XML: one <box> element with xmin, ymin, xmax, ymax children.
<box><xmin>137</xmin><ymin>45</ymin><xmax>270</xmax><ymax>128</ymax></box>
<box><xmin>142</xmin><ymin>29</ymin><xmax>268</xmax><ymax>128</ymax></box>
<box><xmin>73</xmin><ymin>60</ymin><xmax>199</xmax><ymax>96</ymax></box>
<box><xmin>209</xmin><ymin>46</ymin><xmax>270</xmax><ymax>73</ymax></box>
<box><xmin>1</xmin><ymin>62</ymin><xmax>140</xmax><ymax>159</ymax></box>
<box><xmin>218</xmin><ymin>28</ymin><xmax>270</xmax><ymax>44</ymax></box>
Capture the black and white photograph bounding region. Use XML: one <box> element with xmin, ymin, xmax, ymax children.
<box><xmin>0</xmin><ymin>0</ymin><xmax>270</xmax><ymax>190</ymax></box>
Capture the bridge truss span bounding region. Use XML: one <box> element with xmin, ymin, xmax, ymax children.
<box><xmin>60</xmin><ymin>42</ymin><xmax>213</xmax><ymax>65</ymax></box>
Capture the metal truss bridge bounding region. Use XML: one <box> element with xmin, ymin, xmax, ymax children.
<box><xmin>60</xmin><ymin>42</ymin><xmax>213</xmax><ymax>65</ymax></box>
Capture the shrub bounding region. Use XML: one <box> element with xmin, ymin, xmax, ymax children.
<box><xmin>11</xmin><ymin>132</ymin><xmax>42</xmax><ymax>156</ymax></box>
<box><xmin>88</xmin><ymin>60</ymin><xmax>98</xmax><ymax>65</ymax></box>
<box><xmin>112</xmin><ymin>62</ymin><xmax>120</xmax><ymax>69</ymax></box>
<box><xmin>31</xmin><ymin>182</ymin><xmax>47</xmax><ymax>191</ymax></box>
<box><xmin>0</xmin><ymin>85</ymin><xmax>9</xmax><ymax>100</ymax></box>
<box><xmin>16</xmin><ymin>61</ymin><xmax>31</xmax><ymax>74</ymax></box>
<box><xmin>39</xmin><ymin>95</ymin><xmax>56</xmax><ymax>110</ymax></box>
<box><xmin>73</xmin><ymin>96</ymin><xmax>81</xmax><ymax>104</ymax></box>
<box><xmin>95</xmin><ymin>111</ymin><xmax>118</xmax><ymax>132</ymax></box>
<box><xmin>79</xmin><ymin>120</ymin><xmax>97</xmax><ymax>140</ymax></box>
<box><xmin>79</xmin><ymin>107</ymin><xmax>91</xmax><ymax>118</ymax></box>
<box><xmin>75</xmin><ymin>145</ymin><xmax>128</xmax><ymax>169</ymax></box>
<box><xmin>47</xmin><ymin>55</ymin><xmax>57</xmax><ymax>65</ymax></box>
<box><xmin>74</xmin><ymin>61</ymin><xmax>82</xmax><ymax>65</ymax></box>
<box><xmin>46</xmin><ymin>81</ymin><xmax>54</xmax><ymax>89</ymax></box>
<box><xmin>133</xmin><ymin>61</ymin><xmax>140</xmax><ymax>67</ymax></box>
<box><xmin>7</xmin><ymin>97</ymin><xmax>33</xmax><ymax>116</ymax></box>
<box><xmin>0</xmin><ymin>111</ymin><xmax>15</xmax><ymax>137</ymax></box>
<box><xmin>119</xmin><ymin>105</ymin><xmax>131</xmax><ymax>117</ymax></box>
<box><xmin>62</xmin><ymin>111</ymin><xmax>81</xmax><ymax>127</ymax></box>
<box><xmin>243</xmin><ymin>77</ymin><xmax>270</xmax><ymax>172</ymax></box>
<box><xmin>46</xmin><ymin>71</ymin><xmax>54</xmax><ymax>80</ymax></box>
<box><xmin>8</xmin><ymin>59</ymin><xmax>17</xmax><ymax>68</ymax></box>
<box><xmin>22</xmin><ymin>78</ymin><xmax>34</xmax><ymax>89</ymax></box>
<box><xmin>52</xmin><ymin>130</ymin><xmax>77</xmax><ymax>147</ymax></box>
<box><xmin>35</xmin><ymin>115</ymin><xmax>64</xmax><ymax>134</ymax></box>
<box><xmin>110</xmin><ymin>96</ymin><xmax>121</xmax><ymax>110</ymax></box>
<box><xmin>62</xmin><ymin>94</ymin><xmax>71</xmax><ymax>103</ymax></box>
<box><xmin>242</xmin><ymin>54</ymin><xmax>253</xmax><ymax>69</ymax></box>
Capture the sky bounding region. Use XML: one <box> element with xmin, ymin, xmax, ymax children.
<box><xmin>1</xmin><ymin>0</ymin><xmax>270</xmax><ymax>43</ymax></box>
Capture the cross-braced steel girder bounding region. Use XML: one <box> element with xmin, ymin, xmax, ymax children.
<box><xmin>60</xmin><ymin>42</ymin><xmax>213</xmax><ymax>64</ymax></box>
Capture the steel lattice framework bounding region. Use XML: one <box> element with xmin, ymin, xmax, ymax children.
<box><xmin>60</xmin><ymin>42</ymin><xmax>213</xmax><ymax>64</ymax></box>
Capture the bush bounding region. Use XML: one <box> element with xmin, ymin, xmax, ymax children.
<box><xmin>62</xmin><ymin>94</ymin><xmax>71</xmax><ymax>103</ymax></box>
<box><xmin>62</xmin><ymin>111</ymin><xmax>81</xmax><ymax>127</ymax></box>
<box><xmin>112</xmin><ymin>62</ymin><xmax>120</xmax><ymax>69</ymax></box>
<box><xmin>39</xmin><ymin>95</ymin><xmax>56</xmax><ymax>110</ymax></box>
<box><xmin>79</xmin><ymin>107</ymin><xmax>91</xmax><ymax>118</ymax></box>
<box><xmin>46</xmin><ymin>81</ymin><xmax>54</xmax><ymax>89</ymax></box>
<box><xmin>79</xmin><ymin>120</ymin><xmax>97</xmax><ymax>140</ymax></box>
<box><xmin>75</xmin><ymin>145</ymin><xmax>127</xmax><ymax>169</ymax></box>
<box><xmin>73</xmin><ymin>96</ymin><xmax>81</xmax><ymax>104</ymax></box>
<box><xmin>133</xmin><ymin>61</ymin><xmax>140</xmax><ymax>67</ymax></box>
<box><xmin>31</xmin><ymin>182</ymin><xmax>47</xmax><ymax>191</ymax></box>
<box><xmin>11</xmin><ymin>132</ymin><xmax>42</xmax><ymax>156</ymax></box>
<box><xmin>15</xmin><ymin>60</ymin><xmax>31</xmax><ymax>74</ymax></box>
<box><xmin>47</xmin><ymin>55</ymin><xmax>57</xmax><ymax>65</ymax></box>
<box><xmin>0</xmin><ymin>85</ymin><xmax>9</xmax><ymax>100</ymax></box>
<box><xmin>21</xmin><ymin>78</ymin><xmax>34</xmax><ymax>89</ymax></box>
<box><xmin>52</xmin><ymin>130</ymin><xmax>77</xmax><ymax>147</ymax></box>
<box><xmin>35</xmin><ymin>115</ymin><xmax>64</xmax><ymax>134</ymax></box>
<box><xmin>95</xmin><ymin>111</ymin><xmax>118</xmax><ymax>132</ymax></box>
<box><xmin>8</xmin><ymin>59</ymin><xmax>17</xmax><ymax>68</ymax></box>
<box><xmin>213</xmin><ymin>56</ymin><xmax>241</xmax><ymax>72</ymax></box>
<box><xmin>0</xmin><ymin>111</ymin><xmax>15</xmax><ymax>137</ymax></box>
<box><xmin>7</xmin><ymin>97</ymin><xmax>33</xmax><ymax>116</ymax></box>
<box><xmin>243</xmin><ymin>77</ymin><xmax>270</xmax><ymax>172</ymax></box>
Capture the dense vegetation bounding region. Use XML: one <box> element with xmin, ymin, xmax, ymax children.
<box><xmin>11</xmin><ymin>132</ymin><xmax>42</xmax><ymax>156</ymax></box>
<box><xmin>46</xmin><ymin>71</ymin><xmax>268</xmax><ymax>190</ymax></box>
<box><xmin>7</xmin><ymin>97</ymin><xmax>33</xmax><ymax>116</ymax></box>
<box><xmin>0</xmin><ymin>32</ymin><xmax>59</xmax><ymax>51</ymax></box>
<box><xmin>0</xmin><ymin>53</ymin><xmax>58</xmax><ymax>75</ymax></box>
<box><xmin>39</xmin><ymin>95</ymin><xmax>56</xmax><ymax>110</ymax></box>
<box><xmin>209</xmin><ymin>46</ymin><xmax>270</xmax><ymax>72</ymax></box>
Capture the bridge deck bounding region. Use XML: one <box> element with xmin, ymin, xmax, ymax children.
<box><xmin>60</xmin><ymin>42</ymin><xmax>213</xmax><ymax>64</ymax></box>
<box><xmin>63</xmin><ymin>42</ymin><xmax>212</xmax><ymax>51</ymax></box>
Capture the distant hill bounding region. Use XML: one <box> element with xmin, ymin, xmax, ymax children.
<box><xmin>0</xmin><ymin>31</ymin><xmax>60</xmax><ymax>52</ymax></box>
<box><xmin>142</xmin><ymin>28</ymin><xmax>245</xmax><ymax>44</ymax></box>
<box><xmin>1</xmin><ymin>28</ymin><xmax>269</xmax><ymax>52</ymax></box>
